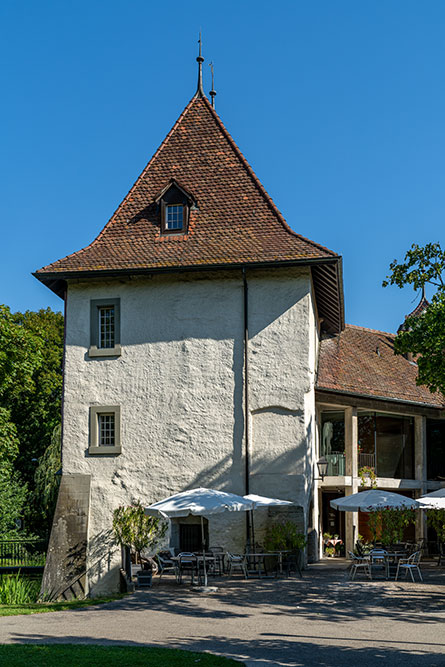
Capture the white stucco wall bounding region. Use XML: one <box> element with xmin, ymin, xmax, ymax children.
<box><xmin>61</xmin><ymin>267</ymin><xmax>317</xmax><ymax>593</ymax></box>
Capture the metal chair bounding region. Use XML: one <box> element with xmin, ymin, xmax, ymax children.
<box><xmin>226</xmin><ymin>552</ymin><xmax>248</xmax><ymax>579</ymax></box>
<box><xmin>208</xmin><ymin>546</ymin><xmax>224</xmax><ymax>575</ymax></box>
<box><xmin>369</xmin><ymin>548</ymin><xmax>388</xmax><ymax>579</ymax></box>
<box><xmin>395</xmin><ymin>551</ymin><xmax>423</xmax><ymax>582</ymax></box>
<box><xmin>176</xmin><ymin>552</ymin><xmax>201</xmax><ymax>585</ymax></box>
<box><xmin>282</xmin><ymin>551</ymin><xmax>302</xmax><ymax>578</ymax></box>
<box><xmin>348</xmin><ymin>551</ymin><xmax>371</xmax><ymax>581</ymax></box>
<box><xmin>156</xmin><ymin>552</ymin><xmax>176</xmax><ymax>579</ymax></box>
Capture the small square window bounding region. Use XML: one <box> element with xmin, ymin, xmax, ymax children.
<box><xmin>166</xmin><ymin>204</ymin><xmax>184</xmax><ymax>230</ymax></box>
<box><xmin>89</xmin><ymin>298</ymin><xmax>121</xmax><ymax>357</ymax></box>
<box><xmin>89</xmin><ymin>406</ymin><xmax>121</xmax><ymax>455</ymax></box>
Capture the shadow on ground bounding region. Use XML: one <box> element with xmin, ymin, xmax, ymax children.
<box><xmin>82</xmin><ymin>559</ymin><xmax>445</xmax><ymax>626</ymax></box>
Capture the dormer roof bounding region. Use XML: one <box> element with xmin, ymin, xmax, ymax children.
<box><xmin>34</xmin><ymin>94</ymin><xmax>344</xmax><ymax>332</ymax></box>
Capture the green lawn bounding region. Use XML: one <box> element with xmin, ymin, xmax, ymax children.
<box><xmin>0</xmin><ymin>594</ymin><xmax>127</xmax><ymax>616</ymax></box>
<box><xmin>0</xmin><ymin>644</ymin><xmax>242</xmax><ymax>666</ymax></box>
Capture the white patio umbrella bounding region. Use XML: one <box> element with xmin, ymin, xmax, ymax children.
<box><xmin>244</xmin><ymin>494</ymin><xmax>294</xmax><ymax>552</ymax></box>
<box><xmin>418</xmin><ymin>488</ymin><xmax>445</xmax><ymax>509</ymax></box>
<box><xmin>145</xmin><ymin>487</ymin><xmax>255</xmax><ymax>587</ymax></box>
<box><xmin>330</xmin><ymin>489</ymin><xmax>420</xmax><ymax>512</ymax></box>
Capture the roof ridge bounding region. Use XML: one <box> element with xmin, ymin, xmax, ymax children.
<box><xmin>346</xmin><ymin>323</ymin><xmax>395</xmax><ymax>337</ymax></box>
<box><xmin>201</xmin><ymin>96</ymin><xmax>338</xmax><ymax>258</ymax></box>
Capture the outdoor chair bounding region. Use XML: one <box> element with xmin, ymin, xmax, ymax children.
<box><xmin>395</xmin><ymin>551</ymin><xmax>423</xmax><ymax>582</ymax></box>
<box><xmin>156</xmin><ymin>552</ymin><xmax>176</xmax><ymax>579</ymax></box>
<box><xmin>226</xmin><ymin>552</ymin><xmax>248</xmax><ymax>579</ymax></box>
<box><xmin>369</xmin><ymin>548</ymin><xmax>388</xmax><ymax>579</ymax></box>
<box><xmin>348</xmin><ymin>551</ymin><xmax>371</xmax><ymax>581</ymax></box>
<box><xmin>209</xmin><ymin>546</ymin><xmax>225</xmax><ymax>575</ymax></box>
<box><xmin>176</xmin><ymin>552</ymin><xmax>202</xmax><ymax>585</ymax></box>
<box><xmin>281</xmin><ymin>551</ymin><xmax>302</xmax><ymax>578</ymax></box>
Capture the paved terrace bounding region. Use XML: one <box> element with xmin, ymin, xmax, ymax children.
<box><xmin>0</xmin><ymin>560</ymin><xmax>445</xmax><ymax>666</ymax></box>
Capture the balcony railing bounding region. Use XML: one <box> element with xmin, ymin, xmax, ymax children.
<box><xmin>358</xmin><ymin>452</ymin><xmax>376</xmax><ymax>469</ymax></box>
<box><xmin>325</xmin><ymin>452</ymin><xmax>346</xmax><ymax>476</ymax></box>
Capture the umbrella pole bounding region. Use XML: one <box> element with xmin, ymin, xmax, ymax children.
<box><xmin>201</xmin><ymin>516</ymin><xmax>208</xmax><ymax>587</ymax></box>
<box><xmin>251</xmin><ymin>509</ymin><xmax>256</xmax><ymax>555</ymax></box>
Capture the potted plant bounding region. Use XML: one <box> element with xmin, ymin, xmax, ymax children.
<box><xmin>113</xmin><ymin>501</ymin><xmax>167</xmax><ymax>588</ymax></box>
<box><xmin>264</xmin><ymin>520</ymin><xmax>307</xmax><ymax>571</ymax></box>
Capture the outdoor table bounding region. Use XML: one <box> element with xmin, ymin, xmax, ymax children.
<box><xmin>326</xmin><ymin>538</ymin><xmax>342</xmax><ymax>548</ymax></box>
<box><xmin>384</xmin><ymin>552</ymin><xmax>408</xmax><ymax>578</ymax></box>
<box><xmin>172</xmin><ymin>554</ymin><xmax>216</xmax><ymax>585</ymax></box>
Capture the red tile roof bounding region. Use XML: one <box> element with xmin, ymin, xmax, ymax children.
<box><xmin>35</xmin><ymin>95</ymin><xmax>338</xmax><ymax>277</ymax></box>
<box><xmin>317</xmin><ymin>324</ymin><xmax>445</xmax><ymax>408</ymax></box>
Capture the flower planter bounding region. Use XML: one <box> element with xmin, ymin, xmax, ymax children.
<box><xmin>136</xmin><ymin>569</ymin><xmax>152</xmax><ymax>588</ymax></box>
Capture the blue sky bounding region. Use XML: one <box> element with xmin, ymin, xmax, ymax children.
<box><xmin>1</xmin><ymin>1</ymin><xmax>444</xmax><ymax>332</ymax></box>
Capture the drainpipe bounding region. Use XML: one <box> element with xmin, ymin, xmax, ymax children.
<box><xmin>242</xmin><ymin>267</ymin><xmax>251</xmax><ymax>546</ymax></box>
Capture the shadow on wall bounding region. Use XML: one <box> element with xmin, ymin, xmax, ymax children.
<box><xmin>87</xmin><ymin>528</ymin><xmax>119</xmax><ymax>595</ymax></box>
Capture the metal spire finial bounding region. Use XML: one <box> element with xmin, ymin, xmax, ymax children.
<box><xmin>196</xmin><ymin>32</ymin><xmax>204</xmax><ymax>97</ymax></box>
<box><xmin>209</xmin><ymin>61</ymin><xmax>216</xmax><ymax>108</ymax></box>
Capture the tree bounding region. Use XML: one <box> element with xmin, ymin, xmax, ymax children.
<box><xmin>9</xmin><ymin>308</ymin><xmax>64</xmax><ymax>485</ymax></box>
<box><xmin>112</xmin><ymin>501</ymin><xmax>167</xmax><ymax>564</ymax></box>
<box><xmin>0</xmin><ymin>463</ymin><xmax>28</xmax><ymax>537</ymax></box>
<box><xmin>32</xmin><ymin>424</ymin><xmax>62</xmax><ymax>534</ymax></box>
<box><xmin>0</xmin><ymin>305</ymin><xmax>64</xmax><ymax>537</ymax></box>
<box><xmin>0</xmin><ymin>407</ymin><xmax>28</xmax><ymax>537</ymax></box>
<box><xmin>383</xmin><ymin>242</ymin><xmax>445</xmax><ymax>394</ymax></box>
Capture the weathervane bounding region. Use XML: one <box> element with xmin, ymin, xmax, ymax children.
<box><xmin>196</xmin><ymin>31</ymin><xmax>204</xmax><ymax>97</ymax></box>
<box><xmin>209</xmin><ymin>61</ymin><xmax>216</xmax><ymax>108</ymax></box>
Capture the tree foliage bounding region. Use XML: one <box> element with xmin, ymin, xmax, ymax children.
<box><xmin>32</xmin><ymin>424</ymin><xmax>61</xmax><ymax>532</ymax></box>
<box><xmin>367</xmin><ymin>508</ymin><xmax>416</xmax><ymax>546</ymax></box>
<box><xmin>0</xmin><ymin>305</ymin><xmax>63</xmax><ymax>537</ymax></box>
<box><xmin>426</xmin><ymin>509</ymin><xmax>445</xmax><ymax>543</ymax></box>
<box><xmin>0</xmin><ymin>464</ymin><xmax>28</xmax><ymax>538</ymax></box>
<box><xmin>383</xmin><ymin>242</ymin><xmax>445</xmax><ymax>394</ymax></box>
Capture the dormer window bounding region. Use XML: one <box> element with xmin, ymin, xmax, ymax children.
<box><xmin>156</xmin><ymin>180</ymin><xmax>195</xmax><ymax>235</ymax></box>
<box><xmin>165</xmin><ymin>204</ymin><xmax>184</xmax><ymax>231</ymax></box>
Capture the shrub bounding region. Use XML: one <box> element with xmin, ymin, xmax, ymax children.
<box><xmin>264</xmin><ymin>520</ymin><xmax>307</xmax><ymax>552</ymax></box>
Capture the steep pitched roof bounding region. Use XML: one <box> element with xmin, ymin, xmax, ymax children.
<box><xmin>317</xmin><ymin>324</ymin><xmax>445</xmax><ymax>408</ymax></box>
<box><xmin>34</xmin><ymin>95</ymin><xmax>343</xmax><ymax>321</ymax></box>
